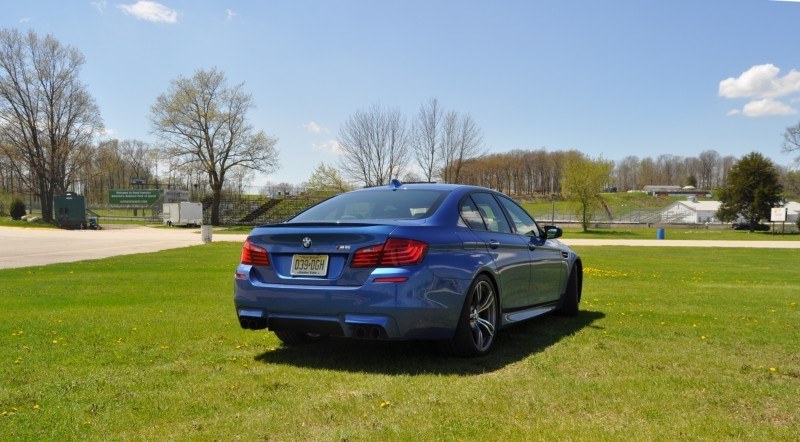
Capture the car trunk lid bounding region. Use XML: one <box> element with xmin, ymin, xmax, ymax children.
<box><xmin>246</xmin><ymin>223</ymin><xmax>399</xmax><ymax>286</ymax></box>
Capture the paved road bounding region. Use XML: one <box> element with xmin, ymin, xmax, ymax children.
<box><xmin>1</xmin><ymin>226</ymin><xmax>799</xmax><ymax>270</ymax></box>
<box><xmin>0</xmin><ymin>226</ymin><xmax>208</xmax><ymax>270</ymax></box>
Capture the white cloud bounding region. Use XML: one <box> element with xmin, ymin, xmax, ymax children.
<box><xmin>771</xmin><ymin>0</ymin><xmax>800</xmax><ymax>3</ymax></box>
<box><xmin>90</xmin><ymin>0</ymin><xmax>107</xmax><ymax>12</ymax></box>
<box><xmin>312</xmin><ymin>140</ymin><xmax>342</xmax><ymax>154</ymax></box>
<box><xmin>726</xmin><ymin>109</ymin><xmax>741</xmax><ymax>116</ymax></box>
<box><xmin>117</xmin><ymin>1</ymin><xmax>178</xmax><ymax>24</ymax></box>
<box><xmin>741</xmin><ymin>98</ymin><xmax>798</xmax><ymax>117</ymax></box>
<box><xmin>719</xmin><ymin>64</ymin><xmax>800</xmax><ymax>99</ymax></box>
<box><xmin>19</xmin><ymin>17</ymin><xmax>31</xmax><ymax>23</ymax></box>
<box><xmin>304</xmin><ymin>121</ymin><xmax>328</xmax><ymax>133</ymax></box>
<box><xmin>225</xmin><ymin>8</ymin><xmax>236</xmax><ymax>22</ymax></box>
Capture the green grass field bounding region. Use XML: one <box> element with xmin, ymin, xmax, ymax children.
<box><xmin>1</xmin><ymin>245</ymin><xmax>798</xmax><ymax>439</ymax></box>
<box><xmin>560</xmin><ymin>226</ymin><xmax>800</xmax><ymax>240</ymax></box>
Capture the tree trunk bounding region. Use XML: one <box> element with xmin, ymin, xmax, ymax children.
<box><xmin>582</xmin><ymin>203</ymin><xmax>588</xmax><ymax>232</ymax></box>
<box><xmin>210</xmin><ymin>185</ymin><xmax>222</xmax><ymax>226</ymax></box>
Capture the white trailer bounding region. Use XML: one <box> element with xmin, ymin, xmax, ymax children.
<box><xmin>163</xmin><ymin>202</ymin><xmax>203</xmax><ymax>227</ymax></box>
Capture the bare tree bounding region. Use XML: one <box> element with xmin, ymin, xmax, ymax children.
<box><xmin>411</xmin><ymin>98</ymin><xmax>441</xmax><ymax>182</ymax></box>
<box><xmin>222</xmin><ymin>165</ymin><xmax>254</xmax><ymax>197</ymax></box>
<box><xmin>337</xmin><ymin>104</ymin><xmax>410</xmax><ymax>187</ymax></box>
<box><xmin>150</xmin><ymin>68</ymin><xmax>279</xmax><ymax>225</ymax></box>
<box><xmin>783</xmin><ymin>121</ymin><xmax>800</xmax><ymax>166</ymax></box>
<box><xmin>439</xmin><ymin>111</ymin><xmax>460</xmax><ymax>183</ymax></box>
<box><xmin>0</xmin><ymin>28</ymin><xmax>103</xmax><ymax>222</ymax></box>
<box><xmin>120</xmin><ymin>139</ymin><xmax>154</xmax><ymax>182</ymax></box>
<box><xmin>615</xmin><ymin>156</ymin><xmax>640</xmax><ymax>191</ymax></box>
<box><xmin>439</xmin><ymin>112</ymin><xmax>483</xmax><ymax>183</ymax></box>
<box><xmin>451</xmin><ymin>113</ymin><xmax>484</xmax><ymax>183</ymax></box>
<box><xmin>698</xmin><ymin>150</ymin><xmax>720</xmax><ymax>189</ymax></box>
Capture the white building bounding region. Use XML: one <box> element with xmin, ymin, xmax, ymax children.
<box><xmin>662</xmin><ymin>200</ymin><xmax>722</xmax><ymax>224</ymax></box>
<box><xmin>783</xmin><ymin>202</ymin><xmax>800</xmax><ymax>223</ymax></box>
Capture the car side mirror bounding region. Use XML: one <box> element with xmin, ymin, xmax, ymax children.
<box><xmin>543</xmin><ymin>225</ymin><xmax>562</xmax><ymax>239</ymax></box>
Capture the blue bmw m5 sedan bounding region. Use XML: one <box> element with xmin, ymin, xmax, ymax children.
<box><xmin>234</xmin><ymin>181</ymin><xmax>582</xmax><ymax>356</ymax></box>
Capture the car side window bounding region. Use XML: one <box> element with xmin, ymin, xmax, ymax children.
<box><xmin>498</xmin><ymin>195</ymin><xmax>540</xmax><ymax>237</ymax></box>
<box><xmin>460</xmin><ymin>198</ymin><xmax>486</xmax><ymax>230</ymax></box>
<box><xmin>470</xmin><ymin>193</ymin><xmax>512</xmax><ymax>234</ymax></box>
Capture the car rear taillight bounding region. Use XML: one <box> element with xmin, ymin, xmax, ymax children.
<box><xmin>351</xmin><ymin>238</ymin><xmax>428</xmax><ymax>268</ymax></box>
<box><xmin>381</xmin><ymin>238</ymin><xmax>428</xmax><ymax>266</ymax></box>
<box><xmin>351</xmin><ymin>244</ymin><xmax>384</xmax><ymax>267</ymax></box>
<box><xmin>241</xmin><ymin>239</ymin><xmax>269</xmax><ymax>266</ymax></box>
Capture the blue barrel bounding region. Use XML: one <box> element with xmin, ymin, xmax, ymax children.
<box><xmin>656</xmin><ymin>228</ymin><xmax>665</xmax><ymax>240</ymax></box>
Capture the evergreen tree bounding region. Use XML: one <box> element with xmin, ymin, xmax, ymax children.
<box><xmin>717</xmin><ymin>152</ymin><xmax>783</xmax><ymax>232</ymax></box>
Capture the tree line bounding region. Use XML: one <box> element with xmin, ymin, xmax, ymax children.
<box><xmin>335</xmin><ymin>98</ymin><xmax>483</xmax><ymax>187</ymax></box>
<box><xmin>0</xmin><ymin>28</ymin><xmax>278</xmax><ymax>225</ymax></box>
<box><xmin>3</xmin><ymin>27</ymin><xmax>800</xmax><ymax>225</ymax></box>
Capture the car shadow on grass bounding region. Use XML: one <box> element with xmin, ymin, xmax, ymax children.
<box><xmin>253</xmin><ymin>310</ymin><xmax>604</xmax><ymax>375</ymax></box>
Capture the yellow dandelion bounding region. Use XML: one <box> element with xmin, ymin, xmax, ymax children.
<box><xmin>380</xmin><ymin>401</ymin><xmax>391</xmax><ymax>408</ymax></box>
<box><xmin>770</xmin><ymin>367</ymin><xmax>776</xmax><ymax>372</ymax></box>
<box><xmin>701</xmin><ymin>336</ymin><xmax>706</xmax><ymax>340</ymax></box>
<box><xmin>51</xmin><ymin>340</ymin><xmax>58</xmax><ymax>344</ymax></box>
<box><xmin>33</xmin><ymin>404</ymin><xmax>40</xmax><ymax>410</ymax></box>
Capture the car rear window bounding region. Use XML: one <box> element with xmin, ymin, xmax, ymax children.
<box><xmin>290</xmin><ymin>189</ymin><xmax>449</xmax><ymax>222</ymax></box>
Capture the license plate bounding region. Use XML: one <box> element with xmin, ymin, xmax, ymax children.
<box><xmin>290</xmin><ymin>254</ymin><xmax>329</xmax><ymax>277</ymax></box>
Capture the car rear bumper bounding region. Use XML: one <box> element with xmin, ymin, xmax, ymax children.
<box><xmin>233</xmin><ymin>265</ymin><xmax>470</xmax><ymax>340</ymax></box>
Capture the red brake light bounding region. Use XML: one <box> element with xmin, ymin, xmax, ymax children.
<box><xmin>241</xmin><ymin>239</ymin><xmax>269</xmax><ymax>266</ymax></box>
<box><xmin>351</xmin><ymin>243</ymin><xmax>384</xmax><ymax>268</ymax></box>
<box><xmin>350</xmin><ymin>238</ymin><xmax>428</xmax><ymax>268</ymax></box>
<box><xmin>382</xmin><ymin>238</ymin><xmax>428</xmax><ymax>266</ymax></box>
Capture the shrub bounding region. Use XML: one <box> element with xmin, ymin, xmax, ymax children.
<box><xmin>10</xmin><ymin>198</ymin><xmax>26</xmax><ymax>220</ymax></box>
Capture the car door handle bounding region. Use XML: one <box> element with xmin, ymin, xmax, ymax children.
<box><xmin>488</xmin><ymin>240</ymin><xmax>500</xmax><ymax>249</ymax></box>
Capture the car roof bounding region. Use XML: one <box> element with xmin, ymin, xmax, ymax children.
<box><xmin>351</xmin><ymin>183</ymin><xmax>497</xmax><ymax>193</ymax></box>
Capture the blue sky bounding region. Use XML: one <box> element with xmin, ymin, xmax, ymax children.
<box><xmin>3</xmin><ymin>0</ymin><xmax>800</xmax><ymax>186</ymax></box>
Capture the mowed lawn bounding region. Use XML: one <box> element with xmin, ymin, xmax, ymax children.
<box><xmin>1</xmin><ymin>244</ymin><xmax>798</xmax><ymax>439</ymax></box>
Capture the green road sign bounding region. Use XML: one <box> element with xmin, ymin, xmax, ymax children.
<box><xmin>109</xmin><ymin>189</ymin><xmax>160</xmax><ymax>206</ymax></box>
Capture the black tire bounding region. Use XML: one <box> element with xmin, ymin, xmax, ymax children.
<box><xmin>555</xmin><ymin>264</ymin><xmax>581</xmax><ymax>317</ymax></box>
<box><xmin>274</xmin><ymin>330</ymin><xmax>326</xmax><ymax>346</ymax></box>
<box><xmin>439</xmin><ymin>275</ymin><xmax>499</xmax><ymax>357</ymax></box>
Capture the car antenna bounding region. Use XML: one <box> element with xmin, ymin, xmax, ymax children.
<box><xmin>389</xmin><ymin>179</ymin><xmax>402</xmax><ymax>190</ymax></box>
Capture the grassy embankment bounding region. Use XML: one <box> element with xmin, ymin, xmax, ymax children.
<box><xmin>1</xmin><ymin>244</ymin><xmax>798</xmax><ymax>439</ymax></box>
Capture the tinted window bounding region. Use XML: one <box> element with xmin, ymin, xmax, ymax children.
<box><xmin>460</xmin><ymin>198</ymin><xmax>486</xmax><ymax>230</ymax></box>
<box><xmin>470</xmin><ymin>193</ymin><xmax>511</xmax><ymax>233</ymax></box>
<box><xmin>498</xmin><ymin>195</ymin><xmax>539</xmax><ymax>236</ymax></box>
<box><xmin>290</xmin><ymin>189</ymin><xmax>449</xmax><ymax>222</ymax></box>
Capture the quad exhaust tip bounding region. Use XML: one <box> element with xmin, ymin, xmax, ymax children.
<box><xmin>239</xmin><ymin>317</ymin><xmax>268</xmax><ymax>330</ymax></box>
<box><xmin>351</xmin><ymin>325</ymin><xmax>385</xmax><ymax>339</ymax></box>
